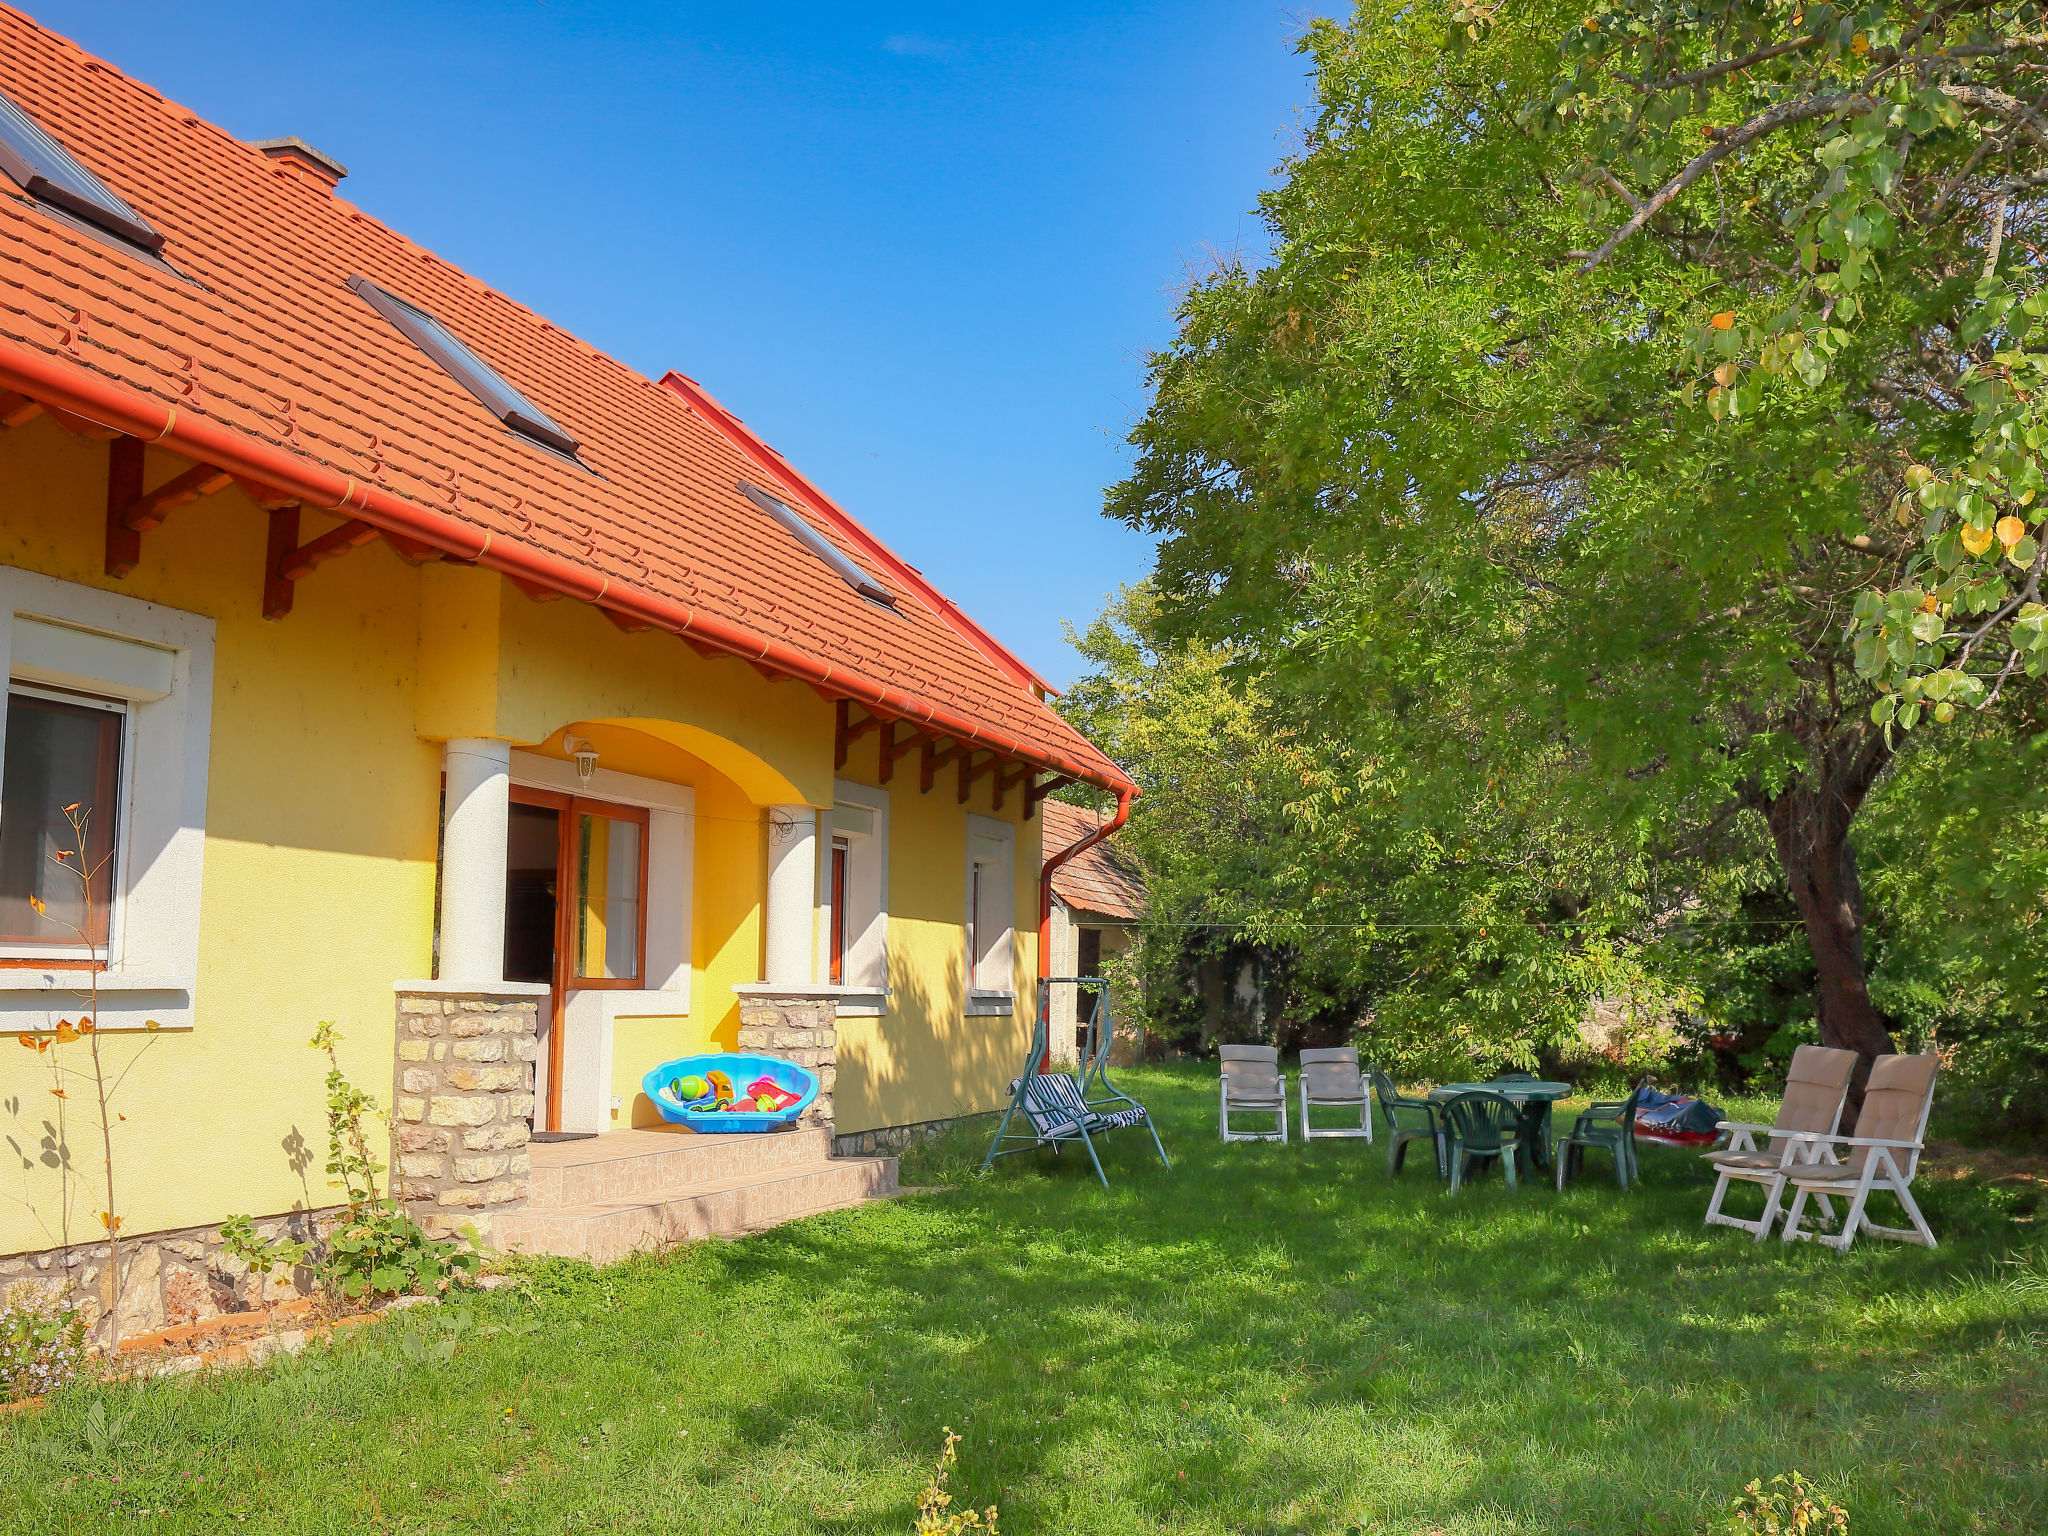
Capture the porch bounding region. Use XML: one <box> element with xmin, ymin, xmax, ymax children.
<box><xmin>492</xmin><ymin>1126</ymin><xmax>897</xmax><ymax>1264</ymax></box>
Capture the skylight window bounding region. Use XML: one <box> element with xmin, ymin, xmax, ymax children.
<box><xmin>0</xmin><ymin>87</ymin><xmax>161</xmax><ymax>253</ymax></box>
<box><xmin>346</xmin><ymin>276</ymin><xmax>580</xmax><ymax>457</ymax></box>
<box><xmin>738</xmin><ymin>482</ymin><xmax>894</xmax><ymax>606</ymax></box>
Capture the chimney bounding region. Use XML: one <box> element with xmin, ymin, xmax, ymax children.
<box><xmin>250</xmin><ymin>137</ymin><xmax>348</xmax><ymax>192</ymax></box>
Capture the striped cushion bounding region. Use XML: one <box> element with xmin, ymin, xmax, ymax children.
<box><xmin>1018</xmin><ymin>1074</ymin><xmax>1148</xmax><ymax>1137</ymax></box>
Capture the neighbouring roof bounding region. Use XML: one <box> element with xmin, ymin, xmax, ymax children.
<box><xmin>1042</xmin><ymin>799</ymin><xmax>1144</xmax><ymax>922</ymax></box>
<box><xmin>0</xmin><ymin>8</ymin><xmax>1130</xmax><ymax>792</ymax></box>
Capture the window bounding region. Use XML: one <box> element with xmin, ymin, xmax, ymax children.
<box><xmin>822</xmin><ymin>782</ymin><xmax>889</xmax><ymax>1011</ymax></box>
<box><xmin>0</xmin><ymin>87</ymin><xmax>162</xmax><ymax>253</ymax></box>
<box><xmin>738</xmin><ymin>482</ymin><xmax>894</xmax><ymax>606</ymax></box>
<box><xmin>347</xmin><ymin>277</ymin><xmax>580</xmax><ymax>456</ymax></box>
<box><xmin>573</xmin><ymin>807</ymin><xmax>644</xmax><ymax>982</ymax></box>
<box><xmin>0</xmin><ymin>573</ymin><xmax>214</xmax><ymax>1035</ymax></box>
<box><xmin>964</xmin><ymin>814</ymin><xmax>1015</xmax><ymax>1013</ymax></box>
<box><xmin>0</xmin><ymin>688</ymin><xmax>124</xmax><ymax>947</ymax></box>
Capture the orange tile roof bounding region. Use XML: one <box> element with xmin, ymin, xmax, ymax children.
<box><xmin>0</xmin><ymin>6</ymin><xmax>1130</xmax><ymax>792</ymax></box>
<box><xmin>1042</xmin><ymin>799</ymin><xmax>1145</xmax><ymax>921</ymax></box>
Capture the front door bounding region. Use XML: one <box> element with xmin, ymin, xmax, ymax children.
<box><xmin>505</xmin><ymin>786</ymin><xmax>649</xmax><ymax>1133</ymax></box>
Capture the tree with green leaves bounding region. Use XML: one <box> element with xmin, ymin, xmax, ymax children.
<box><xmin>1108</xmin><ymin>0</ymin><xmax>2048</xmax><ymax>1096</ymax></box>
<box><xmin>1059</xmin><ymin>586</ymin><xmax>1682</xmax><ymax>1072</ymax></box>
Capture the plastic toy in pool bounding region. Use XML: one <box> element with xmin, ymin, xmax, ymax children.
<box><xmin>642</xmin><ymin>1053</ymin><xmax>819</xmax><ymax>1133</ymax></box>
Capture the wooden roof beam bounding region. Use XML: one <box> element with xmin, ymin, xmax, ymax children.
<box><xmin>0</xmin><ymin>390</ymin><xmax>44</xmax><ymax>428</ymax></box>
<box><xmin>835</xmin><ymin>699</ymin><xmax>883</xmax><ymax>770</ymax></box>
<box><xmin>122</xmin><ymin>461</ymin><xmax>232</xmax><ymax>532</ymax></box>
<box><xmin>275</xmin><ymin>517</ymin><xmax>379</xmax><ymax>583</ymax></box>
<box><xmin>957</xmin><ymin>749</ymin><xmax>999</xmax><ymax>805</ymax></box>
<box><xmin>1023</xmin><ymin>773</ymin><xmax>1075</xmax><ymax>821</ymax></box>
<box><xmin>878</xmin><ymin>720</ymin><xmax>922</xmax><ymax>784</ymax></box>
<box><xmin>992</xmin><ymin>759</ymin><xmax>1032</xmax><ymax>813</ymax></box>
<box><xmin>920</xmin><ymin>737</ymin><xmax>967</xmax><ymax>794</ymax></box>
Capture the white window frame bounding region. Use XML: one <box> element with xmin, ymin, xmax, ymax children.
<box><xmin>0</xmin><ymin>566</ymin><xmax>214</xmax><ymax>1033</ymax></box>
<box><xmin>820</xmin><ymin>779</ymin><xmax>889</xmax><ymax>1015</ymax></box>
<box><xmin>964</xmin><ymin>812</ymin><xmax>1015</xmax><ymax>1016</ymax></box>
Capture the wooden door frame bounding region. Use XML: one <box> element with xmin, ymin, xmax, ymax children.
<box><xmin>508</xmin><ymin>785</ymin><xmax>650</xmax><ymax>1131</ymax></box>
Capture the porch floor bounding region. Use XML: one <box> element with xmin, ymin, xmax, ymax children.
<box><xmin>497</xmin><ymin>1124</ymin><xmax>897</xmax><ymax>1264</ymax></box>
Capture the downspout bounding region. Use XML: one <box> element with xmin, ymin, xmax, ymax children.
<box><xmin>0</xmin><ymin>339</ymin><xmax>1136</xmax><ymax>792</ymax></box>
<box><xmin>1037</xmin><ymin>788</ymin><xmax>1133</xmax><ymax>1070</ymax></box>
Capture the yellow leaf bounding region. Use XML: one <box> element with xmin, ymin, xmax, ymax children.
<box><xmin>49</xmin><ymin>1087</ymin><xmax>65</xmax><ymax>1098</ymax></box>
<box><xmin>1962</xmin><ymin>524</ymin><xmax>1995</xmax><ymax>556</ymax></box>
<box><xmin>1851</xmin><ymin>31</ymin><xmax>1868</xmax><ymax>53</ymax></box>
<box><xmin>1921</xmin><ymin>594</ymin><xmax>1938</xmax><ymax>613</ymax></box>
<box><xmin>1710</xmin><ymin>311</ymin><xmax>1735</xmax><ymax>330</ymax></box>
<box><xmin>98</xmin><ymin>1211</ymin><xmax>120</xmax><ymax>1232</ymax></box>
<box><xmin>62</xmin><ymin>802</ymin><xmax>80</xmax><ymax>814</ymax></box>
<box><xmin>77</xmin><ymin>1019</ymin><xmax>94</xmax><ymax>1034</ymax></box>
<box><xmin>1997</xmin><ymin>515</ymin><xmax>2027</xmax><ymax>547</ymax></box>
<box><xmin>27</xmin><ymin>894</ymin><xmax>44</xmax><ymax>915</ymax></box>
<box><xmin>52</xmin><ymin>1023</ymin><xmax>77</xmax><ymax>1044</ymax></box>
<box><xmin>1713</xmin><ymin>363</ymin><xmax>1737</xmax><ymax>387</ymax></box>
<box><xmin>16</xmin><ymin>1032</ymin><xmax>37</xmax><ymax>1049</ymax></box>
<box><xmin>144</xmin><ymin>1019</ymin><xmax>162</xmax><ymax>1031</ymax></box>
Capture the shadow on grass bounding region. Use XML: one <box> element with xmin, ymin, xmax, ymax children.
<box><xmin>3</xmin><ymin>1062</ymin><xmax>2043</xmax><ymax>1535</ymax></box>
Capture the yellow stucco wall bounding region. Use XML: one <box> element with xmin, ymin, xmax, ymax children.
<box><xmin>0</xmin><ymin>417</ymin><xmax>1057</xmax><ymax>1256</ymax></box>
<box><xmin>830</xmin><ymin>755</ymin><xmax>1043</xmax><ymax>1134</ymax></box>
<box><xmin>0</xmin><ymin>424</ymin><xmax>438</xmax><ymax>1256</ymax></box>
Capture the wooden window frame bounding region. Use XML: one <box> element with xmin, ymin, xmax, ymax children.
<box><xmin>828</xmin><ymin>836</ymin><xmax>849</xmax><ymax>986</ymax></box>
<box><xmin>510</xmin><ymin>784</ymin><xmax>650</xmax><ymax>994</ymax></box>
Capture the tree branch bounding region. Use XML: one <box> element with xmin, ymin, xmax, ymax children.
<box><xmin>1581</xmin><ymin>94</ymin><xmax>1877</xmax><ymax>272</ymax></box>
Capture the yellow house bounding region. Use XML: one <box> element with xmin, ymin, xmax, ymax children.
<box><xmin>0</xmin><ymin>13</ymin><xmax>1132</xmax><ymax>1321</ymax></box>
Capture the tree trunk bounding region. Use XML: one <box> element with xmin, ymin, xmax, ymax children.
<box><xmin>1762</xmin><ymin>762</ymin><xmax>1895</xmax><ymax>1126</ymax></box>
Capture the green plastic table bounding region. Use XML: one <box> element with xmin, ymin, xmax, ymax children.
<box><xmin>1427</xmin><ymin>1080</ymin><xmax>1574</xmax><ymax>1173</ymax></box>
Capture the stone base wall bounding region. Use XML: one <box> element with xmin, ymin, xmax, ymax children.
<box><xmin>833</xmin><ymin>1112</ymin><xmax>991</xmax><ymax>1158</ymax></box>
<box><xmin>735</xmin><ymin>992</ymin><xmax>838</xmax><ymax>1133</ymax></box>
<box><xmin>391</xmin><ymin>986</ymin><xmax>540</xmax><ymax>1241</ymax></box>
<box><xmin>0</xmin><ymin>1208</ymin><xmax>335</xmax><ymax>1340</ymax></box>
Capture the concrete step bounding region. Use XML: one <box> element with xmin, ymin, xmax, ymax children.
<box><xmin>527</xmin><ymin>1126</ymin><xmax>835</xmax><ymax>1209</ymax></box>
<box><xmin>494</xmin><ymin>1154</ymin><xmax>898</xmax><ymax>1264</ymax></box>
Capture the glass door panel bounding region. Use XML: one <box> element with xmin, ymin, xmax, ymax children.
<box><xmin>573</xmin><ymin>810</ymin><xmax>642</xmax><ymax>982</ymax></box>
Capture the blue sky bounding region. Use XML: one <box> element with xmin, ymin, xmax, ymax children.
<box><xmin>32</xmin><ymin>3</ymin><xmax>1319</xmax><ymax>685</ymax></box>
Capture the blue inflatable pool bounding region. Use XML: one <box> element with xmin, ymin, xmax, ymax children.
<box><xmin>642</xmin><ymin>1053</ymin><xmax>818</xmax><ymax>1133</ymax></box>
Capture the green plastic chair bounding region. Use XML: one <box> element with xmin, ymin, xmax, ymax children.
<box><xmin>1440</xmin><ymin>1090</ymin><xmax>1522</xmax><ymax>1193</ymax></box>
<box><xmin>1554</xmin><ymin>1078</ymin><xmax>1649</xmax><ymax>1191</ymax></box>
<box><xmin>1370</xmin><ymin>1067</ymin><xmax>1442</xmax><ymax>1178</ymax></box>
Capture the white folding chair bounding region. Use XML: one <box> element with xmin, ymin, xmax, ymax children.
<box><xmin>1219</xmin><ymin>1044</ymin><xmax>1287</xmax><ymax>1143</ymax></box>
<box><xmin>1702</xmin><ymin>1044</ymin><xmax>1857</xmax><ymax>1240</ymax></box>
<box><xmin>1298</xmin><ymin>1046</ymin><xmax>1372</xmax><ymax>1142</ymax></box>
<box><xmin>1779</xmin><ymin>1054</ymin><xmax>1941</xmax><ymax>1252</ymax></box>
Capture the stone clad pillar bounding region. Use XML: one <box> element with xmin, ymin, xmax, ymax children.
<box><xmin>391</xmin><ymin>982</ymin><xmax>547</xmax><ymax>1241</ymax></box>
<box><xmin>733</xmin><ymin>986</ymin><xmax>839</xmax><ymax>1134</ymax></box>
<box><xmin>440</xmin><ymin>738</ymin><xmax>511</xmax><ymax>983</ymax></box>
<box><xmin>763</xmin><ymin>804</ymin><xmax>817</xmax><ymax>987</ymax></box>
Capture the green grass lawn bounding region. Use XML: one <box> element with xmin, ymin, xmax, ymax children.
<box><xmin>5</xmin><ymin>1063</ymin><xmax>2045</xmax><ymax>1534</ymax></box>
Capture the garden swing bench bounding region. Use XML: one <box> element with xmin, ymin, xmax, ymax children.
<box><xmin>982</xmin><ymin>976</ymin><xmax>1172</xmax><ymax>1186</ymax></box>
